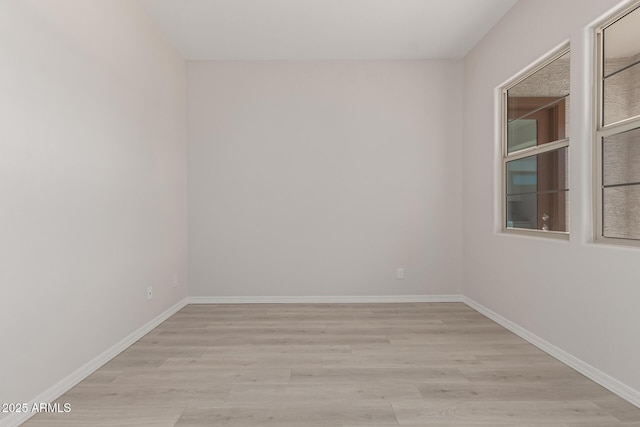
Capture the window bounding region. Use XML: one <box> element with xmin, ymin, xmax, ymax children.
<box><xmin>596</xmin><ymin>3</ymin><xmax>640</xmax><ymax>244</ymax></box>
<box><xmin>502</xmin><ymin>47</ymin><xmax>570</xmax><ymax>236</ymax></box>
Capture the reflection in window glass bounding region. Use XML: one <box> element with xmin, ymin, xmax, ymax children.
<box><xmin>603</xmin><ymin>185</ymin><xmax>640</xmax><ymax>239</ymax></box>
<box><xmin>603</xmin><ymin>127</ymin><xmax>640</xmax><ymax>186</ymax></box>
<box><xmin>506</xmin><ymin>148</ymin><xmax>568</xmax><ymax>232</ymax></box>
<box><xmin>507</xmin><ymin>119</ymin><xmax>537</xmax><ymax>152</ymax></box>
<box><xmin>506</xmin><ymin>51</ymin><xmax>569</xmax><ymax>154</ymax></box>
<box><xmin>507</xmin><ymin>51</ymin><xmax>570</xmax><ymax>120</ymax></box>
<box><xmin>603</xmin><ymin>5</ymin><xmax>640</xmax><ymax>77</ymax></box>
<box><xmin>603</xmin><ymin>63</ymin><xmax>640</xmax><ymax>125</ymax></box>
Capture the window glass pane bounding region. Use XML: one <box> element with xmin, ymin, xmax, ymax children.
<box><xmin>506</xmin><ymin>148</ymin><xmax>568</xmax><ymax>195</ymax></box>
<box><xmin>603</xmin><ymin>127</ymin><xmax>640</xmax><ymax>186</ymax></box>
<box><xmin>537</xmin><ymin>191</ymin><xmax>569</xmax><ymax>232</ymax></box>
<box><xmin>506</xmin><ymin>193</ymin><xmax>537</xmax><ymax>230</ymax></box>
<box><xmin>507</xmin><ymin>156</ymin><xmax>536</xmax><ymax>195</ymax></box>
<box><xmin>603</xmin><ymin>6</ymin><xmax>640</xmax><ymax>77</ymax></box>
<box><xmin>507</xmin><ymin>98</ymin><xmax>568</xmax><ymax>153</ymax></box>
<box><xmin>603</xmin><ymin>184</ymin><xmax>640</xmax><ymax>239</ymax></box>
<box><xmin>506</xmin><ymin>148</ymin><xmax>569</xmax><ymax>232</ymax></box>
<box><xmin>507</xmin><ymin>51</ymin><xmax>570</xmax><ymax>121</ymax></box>
<box><xmin>603</xmin><ymin>62</ymin><xmax>640</xmax><ymax>125</ymax></box>
<box><xmin>507</xmin><ymin>119</ymin><xmax>537</xmax><ymax>152</ymax></box>
<box><xmin>507</xmin><ymin>50</ymin><xmax>569</xmax><ymax>154</ymax></box>
<box><xmin>507</xmin><ymin>191</ymin><xmax>568</xmax><ymax>232</ymax></box>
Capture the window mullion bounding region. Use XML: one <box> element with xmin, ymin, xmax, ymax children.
<box><xmin>505</xmin><ymin>139</ymin><xmax>569</xmax><ymax>162</ymax></box>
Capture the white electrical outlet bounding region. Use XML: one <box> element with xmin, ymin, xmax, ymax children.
<box><xmin>396</xmin><ymin>268</ymin><xmax>404</xmax><ymax>279</ymax></box>
<box><xmin>172</xmin><ymin>274</ymin><xmax>178</xmax><ymax>288</ymax></box>
<box><xmin>147</xmin><ymin>286</ymin><xmax>153</xmax><ymax>300</ymax></box>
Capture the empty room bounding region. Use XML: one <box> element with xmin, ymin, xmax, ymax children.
<box><xmin>2</xmin><ymin>0</ymin><xmax>640</xmax><ymax>425</ymax></box>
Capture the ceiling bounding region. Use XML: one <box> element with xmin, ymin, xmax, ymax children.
<box><xmin>137</xmin><ymin>0</ymin><xmax>518</xmax><ymax>60</ymax></box>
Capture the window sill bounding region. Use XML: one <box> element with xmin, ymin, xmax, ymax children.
<box><xmin>501</xmin><ymin>227</ymin><xmax>570</xmax><ymax>241</ymax></box>
<box><xmin>594</xmin><ymin>235</ymin><xmax>640</xmax><ymax>248</ymax></box>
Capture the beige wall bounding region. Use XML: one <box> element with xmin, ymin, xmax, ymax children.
<box><xmin>463</xmin><ymin>0</ymin><xmax>640</xmax><ymax>401</ymax></box>
<box><xmin>187</xmin><ymin>60</ymin><xmax>463</xmax><ymax>297</ymax></box>
<box><xmin>0</xmin><ymin>0</ymin><xmax>187</xmax><ymax>418</ymax></box>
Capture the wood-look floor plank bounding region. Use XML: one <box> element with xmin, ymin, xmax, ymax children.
<box><xmin>225</xmin><ymin>383</ymin><xmax>422</xmax><ymax>405</ymax></box>
<box><xmin>320</xmin><ymin>353</ymin><xmax>480</xmax><ymax>369</ymax></box>
<box><xmin>417</xmin><ymin>382</ymin><xmax>617</xmax><ymax>401</ymax></box>
<box><xmin>174</xmin><ymin>404</ymin><xmax>398</xmax><ymax>426</ymax></box>
<box><xmin>140</xmin><ymin>333</ymin><xmax>391</xmax><ymax>346</ymax></box>
<box><xmin>459</xmin><ymin>366</ymin><xmax>588</xmax><ymax>384</ymax></box>
<box><xmin>61</xmin><ymin>382</ymin><xmax>230</xmax><ymax>407</ymax></box>
<box><xmin>25</xmin><ymin>405</ymin><xmax>184</xmax><ymax>426</ymax></box>
<box><xmin>111</xmin><ymin>368</ymin><xmax>292</xmax><ymax>385</ymax></box>
<box><xmin>567</xmin><ymin>423</ymin><xmax>640</xmax><ymax>427</ymax></box>
<box><xmin>202</xmin><ymin>344</ymin><xmax>352</xmax><ymax>356</ymax></box>
<box><xmin>342</xmin><ymin>424</ymin><xmax>572</xmax><ymax>427</ymax></box>
<box><xmin>290</xmin><ymin>367</ymin><xmax>469</xmax><ymax>385</ymax></box>
<box><xmin>392</xmin><ymin>400</ymin><xmax>620</xmax><ymax>424</ymax></box>
<box><xmin>159</xmin><ymin>355</ymin><xmax>323</xmax><ymax>369</ymax></box>
<box><xmin>594</xmin><ymin>398</ymin><xmax>640</xmax><ymax>422</ymax></box>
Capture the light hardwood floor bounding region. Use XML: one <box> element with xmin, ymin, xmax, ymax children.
<box><xmin>24</xmin><ymin>303</ymin><xmax>640</xmax><ymax>426</ymax></box>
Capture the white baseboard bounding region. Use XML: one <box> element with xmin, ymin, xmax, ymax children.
<box><xmin>188</xmin><ymin>294</ymin><xmax>463</xmax><ymax>304</ymax></box>
<box><xmin>462</xmin><ymin>296</ymin><xmax>640</xmax><ymax>409</ymax></box>
<box><xmin>0</xmin><ymin>298</ymin><xmax>188</xmax><ymax>427</ymax></box>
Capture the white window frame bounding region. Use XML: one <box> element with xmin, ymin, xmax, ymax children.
<box><xmin>501</xmin><ymin>45</ymin><xmax>570</xmax><ymax>240</ymax></box>
<box><xmin>595</xmin><ymin>1</ymin><xmax>640</xmax><ymax>247</ymax></box>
